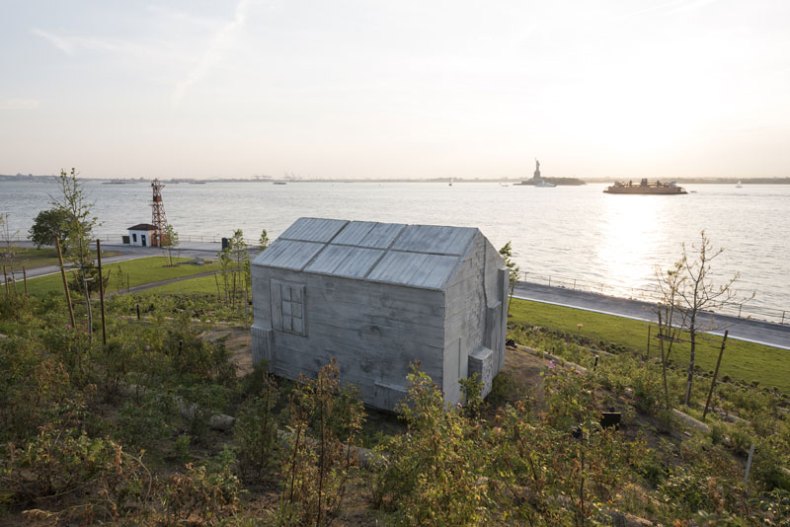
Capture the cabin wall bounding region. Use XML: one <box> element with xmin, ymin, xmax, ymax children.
<box><xmin>483</xmin><ymin>239</ymin><xmax>509</xmax><ymax>372</ymax></box>
<box><xmin>443</xmin><ymin>235</ymin><xmax>508</xmax><ymax>402</ymax></box>
<box><xmin>443</xmin><ymin>235</ymin><xmax>486</xmax><ymax>404</ymax></box>
<box><xmin>251</xmin><ymin>266</ymin><xmax>445</xmax><ymax>411</ymax></box>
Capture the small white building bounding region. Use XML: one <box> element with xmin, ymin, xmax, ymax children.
<box><xmin>126</xmin><ymin>223</ymin><xmax>158</xmax><ymax>247</ymax></box>
<box><xmin>251</xmin><ymin>217</ymin><xmax>509</xmax><ymax>411</ymax></box>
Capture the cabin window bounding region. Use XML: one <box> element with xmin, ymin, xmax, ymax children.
<box><xmin>271</xmin><ymin>280</ymin><xmax>306</xmax><ymax>336</ymax></box>
<box><xmin>132</xmin><ymin>233</ymin><xmax>137</xmax><ymax>242</ymax></box>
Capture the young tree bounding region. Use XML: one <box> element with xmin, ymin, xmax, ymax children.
<box><xmin>54</xmin><ymin>168</ymin><xmax>97</xmax><ymax>272</ymax></box>
<box><xmin>161</xmin><ymin>224</ymin><xmax>179</xmax><ymax>267</ymax></box>
<box><xmin>499</xmin><ymin>241</ymin><xmax>520</xmax><ymax>303</ymax></box>
<box><xmin>217</xmin><ymin>229</ymin><xmax>251</xmax><ymax>311</ymax></box>
<box><xmin>28</xmin><ymin>207</ymin><xmax>71</xmax><ymax>249</ymax></box>
<box><xmin>229</xmin><ymin>229</ymin><xmax>249</xmax><ymax>306</ymax></box>
<box><xmin>655</xmin><ymin>259</ymin><xmax>688</xmax><ymax>361</ymax></box>
<box><xmin>666</xmin><ymin>231</ymin><xmax>748</xmax><ymax>406</ymax></box>
<box><xmin>278</xmin><ymin>360</ymin><xmax>364</xmax><ymax>526</ymax></box>
<box><xmin>654</xmin><ymin>259</ymin><xmax>688</xmax><ymax>409</ymax></box>
<box><xmin>259</xmin><ymin>229</ymin><xmax>269</xmax><ymax>250</ymax></box>
<box><xmin>1</xmin><ymin>212</ymin><xmax>19</xmax><ymax>303</ymax></box>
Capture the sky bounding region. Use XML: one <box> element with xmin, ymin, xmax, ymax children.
<box><xmin>1</xmin><ymin>0</ymin><xmax>789</xmax><ymax>180</ymax></box>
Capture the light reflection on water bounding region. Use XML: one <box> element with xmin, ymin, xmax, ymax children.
<box><xmin>2</xmin><ymin>179</ymin><xmax>788</xmax><ymax>317</ymax></box>
<box><xmin>596</xmin><ymin>195</ymin><xmax>665</xmax><ymax>295</ymax></box>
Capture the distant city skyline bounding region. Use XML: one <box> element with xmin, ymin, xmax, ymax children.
<box><xmin>1</xmin><ymin>0</ymin><xmax>789</xmax><ymax>180</ymax></box>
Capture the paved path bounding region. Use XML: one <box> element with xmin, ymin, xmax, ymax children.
<box><xmin>3</xmin><ymin>241</ymin><xmax>241</xmax><ymax>282</ymax></box>
<box><xmin>113</xmin><ymin>269</ymin><xmax>219</xmax><ymax>295</ymax></box>
<box><xmin>513</xmin><ymin>282</ymin><xmax>790</xmax><ymax>350</ymax></box>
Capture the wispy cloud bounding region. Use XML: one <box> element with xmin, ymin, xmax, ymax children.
<box><xmin>32</xmin><ymin>28</ymin><xmax>75</xmax><ymax>54</ymax></box>
<box><xmin>171</xmin><ymin>0</ymin><xmax>252</xmax><ymax>107</ymax></box>
<box><xmin>32</xmin><ymin>28</ymin><xmax>157</xmax><ymax>58</ymax></box>
<box><xmin>0</xmin><ymin>98</ymin><xmax>40</xmax><ymax>110</ymax></box>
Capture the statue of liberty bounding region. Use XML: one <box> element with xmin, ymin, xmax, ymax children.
<box><xmin>533</xmin><ymin>159</ymin><xmax>541</xmax><ymax>179</ymax></box>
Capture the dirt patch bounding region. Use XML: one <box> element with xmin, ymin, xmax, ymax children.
<box><xmin>487</xmin><ymin>345</ymin><xmax>549</xmax><ymax>412</ymax></box>
<box><xmin>198</xmin><ymin>327</ymin><xmax>252</xmax><ymax>377</ymax></box>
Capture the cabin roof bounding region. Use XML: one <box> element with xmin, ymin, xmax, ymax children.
<box><xmin>253</xmin><ymin>217</ymin><xmax>479</xmax><ymax>290</ymax></box>
<box><xmin>127</xmin><ymin>223</ymin><xmax>157</xmax><ymax>231</ymax></box>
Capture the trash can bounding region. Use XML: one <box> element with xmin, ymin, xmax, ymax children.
<box><xmin>221</xmin><ymin>237</ymin><xmax>230</xmax><ymax>250</ymax></box>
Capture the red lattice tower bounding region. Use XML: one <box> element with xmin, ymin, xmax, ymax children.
<box><xmin>151</xmin><ymin>179</ymin><xmax>168</xmax><ymax>247</ymax></box>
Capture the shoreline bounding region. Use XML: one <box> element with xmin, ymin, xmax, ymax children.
<box><xmin>9</xmin><ymin>240</ymin><xmax>788</xmax><ymax>349</ymax></box>
<box><xmin>4</xmin><ymin>175</ymin><xmax>790</xmax><ymax>185</ymax></box>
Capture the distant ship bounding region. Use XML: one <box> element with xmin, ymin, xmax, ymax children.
<box><xmin>604</xmin><ymin>179</ymin><xmax>687</xmax><ymax>195</ymax></box>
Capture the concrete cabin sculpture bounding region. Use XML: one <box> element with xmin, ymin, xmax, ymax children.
<box><xmin>251</xmin><ymin>217</ymin><xmax>508</xmax><ymax>411</ymax></box>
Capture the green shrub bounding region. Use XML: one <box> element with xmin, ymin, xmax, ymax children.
<box><xmin>159</xmin><ymin>447</ymin><xmax>242</xmax><ymax>525</ymax></box>
<box><xmin>373</xmin><ymin>366</ymin><xmax>489</xmax><ymax>527</ymax></box>
<box><xmin>543</xmin><ymin>365</ymin><xmax>598</xmax><ymax>430</ymax></box>
<box><xmin>0</xmin><ymin>427</ymin><xmax>147</xmax><ymax>521</ymax></box>
<box><xmin>234</xmin><ymin>373</ymin><xmax>280</xmax><ymax>484</ymax></box>
<box><xmin>116</xmin><ymin>392</ymin><xmax>175</xmax><ymax>451</ymax></box>
<box><xmin>277</xmin><ymin>359</ymin><xmax>365</xmax><ymax>527</ymax></box>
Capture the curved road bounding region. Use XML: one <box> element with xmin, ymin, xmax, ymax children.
<box><xmin>514</xmin><ymin>282</ymin><xmax>790</xmax><ymax>350</ymax></box>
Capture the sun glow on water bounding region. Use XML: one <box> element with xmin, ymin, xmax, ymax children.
<box><xmin>596</xmin><ymin>195</ymin><xmax>668</xmax><ymax>296</ymax></box>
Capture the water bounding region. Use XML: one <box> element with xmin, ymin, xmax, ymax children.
<box><xmin>2</xmin><ymin>178</ymin><xmax>789</xmax><ymax>320</ymax></box>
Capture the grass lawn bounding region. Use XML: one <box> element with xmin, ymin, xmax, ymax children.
<box><xmin>3</xmin><ymin>247</ymin><xmax>121</xmax><ymax>271</ymax></box>
<box><xmin>140</xmin><ymin>273</ymin><xmax>220</xmax><ymax>295</ymax></box>
<box><xmin>24</xmin><ymin>256</ymin><xmax>220</xmax><ymax>297</ymax></box>
<box><xmin>509</xmin><ymin>298</ymin><xmax>790</xmax><ymax>392</ymax></box>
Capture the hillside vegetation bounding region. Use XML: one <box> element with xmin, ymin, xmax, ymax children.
<box><xmin>0</xmin><ymin>263</ymin><xmax>788</xmax><ymax>525</ymax></box>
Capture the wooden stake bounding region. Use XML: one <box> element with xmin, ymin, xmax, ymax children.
<box><xmin>702</xmin><ymin>330</ymin><xmax>728</xmax><ymax>421</ymax></box>
<box><xmin>658</xmin><ymin>312</ymin><xmax>670</xmax><ymax>410</ymax></box>
<box><xmin>55</xmin><ymin>238</ymin><xmax>76</xmax><ymax>328</ymax></box>
<box><xmin>645</xmin><ymin>325</ymin><xmax>651</xmax><ymax>360</ymax></box>
<box><xmin>22</xmin><ymin>266</ymin><xmax>27</xmax><ymax>296</ymax></box>
<box><xmin>96</xmin><ymin>240</ymin><xmax>107</xmax><ymax>346</ymax></box>
<box><xmin>578</xmin><ymin>446</ymin><xmax>586</xmax><ymax>526</ymax></box>
<box><xmin>83</xmin><ymin>274</ymin><xmax>93</xmax><ymax>345</ymax></box>
<box><xmin>2</xmin><ymin>264</ymin><xmax>8</xmax><ymax>298</ymax></box>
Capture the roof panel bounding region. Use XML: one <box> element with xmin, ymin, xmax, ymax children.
<box><xmin>279</xmin><ymin>218</ymin><xmax>348</xmax><ymax>243</ymax></box>
<box><xmin>360</xmin><ymin>222</ymin><xmax>407</xmax><ymax>248</ymax></box>
<box><xmin>391</xmin><ymin>225</ymin><xmax>476</xmax><ymax>255</ymax></box>
<box><xmin>254</xmin><ymin>218</ymin><xmax>481</xmax><ymax>290</ymax></box>
<box><xmin>366</xmin><ymin>251</ymin><xmax>459</xmax><ymax>289</ymax></box>
<box><xmin>333</xmin><ymin>221</ymin><xmax>406</xmax><ymax>248</ymax></box>
<box><xmin>253</xmin><ymin>239</ymin><xmax>325</xmax><ymax>270</ymax></box>
<box><xmin>305</xmin><ymin>245</ymin><xmax>384</xmax><ymax>278</ymax></box>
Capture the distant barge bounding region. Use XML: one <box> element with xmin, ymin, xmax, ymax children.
<box><xmin>604</xmin><ymin>179</ymin><xmax>687</xmax><ymax>195</ymax></box>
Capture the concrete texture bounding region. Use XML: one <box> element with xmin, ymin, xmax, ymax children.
<box><xmin>251</xmin><ymin>218</ymin><xmax>509</xmax><ymax>411</ymax></box>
